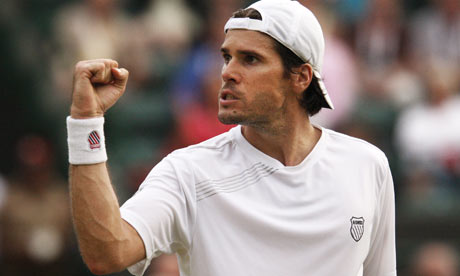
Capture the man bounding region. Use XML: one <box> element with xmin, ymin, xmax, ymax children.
<box><xmin>66</xmin><ymin>1</ymin><xmax>396</xmax><ymax>275</ymax></box>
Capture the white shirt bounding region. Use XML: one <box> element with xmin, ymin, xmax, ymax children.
<box><xmin>120</xmin><ymin>125</ymin><xmax>396</xmax><ymax>276</ymax></box>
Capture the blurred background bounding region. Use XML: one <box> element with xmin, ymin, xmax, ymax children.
<box><xmin>0</xmin><ymin>0</ymin><xmax>459</xmax><ymax>275</ymax></box>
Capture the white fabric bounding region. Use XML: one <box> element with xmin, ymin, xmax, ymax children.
<box><xmin>224</xmin><ymin>0</ymin><xmax>334</xmax><ymax>109</ymax></box>
<box><xmin>66</xmin><ymin>116</ymin><xmax>107</xmax><ymax>164</ymax></box>
<box><xmin>120</xmin><ymin>126</ymin><xmax>396</xmax><ymax>276</ymax></box>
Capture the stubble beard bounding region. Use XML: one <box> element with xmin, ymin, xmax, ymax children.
<box><xmin>217</xmin><ymin>83</ymin><xmax>290</xmax><ymax>133</ymax></box>
<box><xmin>218</xmin><ymin>110</ymin><xmax>247</xmax><ymax>125</ymax></box>
<box><xmin>217</xmin><ymin>105</ymin><xmax>281</xmax><ymax>133</ymax></box>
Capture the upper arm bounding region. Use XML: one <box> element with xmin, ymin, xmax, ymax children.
<box><xmin>121</xmin><ymin>219</ymin><xmax>147</xmax><ymax>268</ymax></box>
<box><xmin>119</xmin><ymin>157</ymin><xmax>195</xmax><ymax>275</ymax></box>
<box><xmin>363</xmin><ymin>157</ymin><xmax>397</xmax><ymax>276</ymax></box>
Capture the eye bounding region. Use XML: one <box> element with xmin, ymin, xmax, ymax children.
<box><xmin>222</xmin><ymin>53</ymin><xmax>231</xmax><ymax>64</ymax></box>
<box><xmin>244</xmin><ymin>55</ymin><xmax>258</xmax><ymax>65</ymax></box>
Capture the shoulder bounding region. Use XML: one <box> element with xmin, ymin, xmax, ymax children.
<box><xmin>322</xmin><ymin>128</ymin><xmax>388</xmax><ymax>167</ymax></box>
<box><xmin>162</xmin><ymin>127</ymin><xmax>239</xmax><ymax>170</ymax></box>
<box><xmin>324</xmin><ymin>128</ymin><xmax>384</xmax><ymax>154</ymax></box>
<box><xmin>143</xmin><ymin>127</ymin><xmax>250</xmax><ymax>193</ymax></box>
<box><xmin>172</xmin><ymin>128</ymin><xmax>235</xmax><ymax>156</ymax></box>
<box><xmin>140</xmin><ymin>128</ymin><xmax>238</xmax><ymax>188</ymax></box>
<box><xmin>322</xmin><ymin>128</ymin><xmax>392</xmax><ymax>188</ymax></box>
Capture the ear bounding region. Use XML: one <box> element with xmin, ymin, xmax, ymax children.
<box><xmin>291</xmin><ymin>63</ymin><xmax>313</xmax><ymax>97</ymax></box>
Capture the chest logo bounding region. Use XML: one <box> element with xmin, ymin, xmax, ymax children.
<box><xmin>350</xmin><ymin>217</ymin><xmax>365</xmax><ymax>242</ymax></box>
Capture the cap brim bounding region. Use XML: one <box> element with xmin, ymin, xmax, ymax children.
<box><xmin>314</xmin><ymin>71</ymin><xmax>334</xmax><ymax>109</ymax></box>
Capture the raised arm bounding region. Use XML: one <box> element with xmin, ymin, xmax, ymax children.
<box><xmin>68</xmin><ymin>59</ymin><xmax>145</xmax><ymax>275</ymax></box>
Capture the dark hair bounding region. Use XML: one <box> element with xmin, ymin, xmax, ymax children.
<box><xmin>231</xmin><ymin>8</ymin><xmax>327</xmax><ymax>116</ymax></box>
<box><xmin>232</xmin><ymin>8</ymin><xmax>262</xmax><ymax>20</ymax></box>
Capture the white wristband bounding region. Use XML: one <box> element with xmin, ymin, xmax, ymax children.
<box><xmin>67</xmin><ymin>116</ymin><xmax>108</xmax><ymax>164</ymax></box>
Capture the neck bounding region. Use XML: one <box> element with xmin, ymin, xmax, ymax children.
<box><xmin>241</xmin><ymin>117</ymin><xmax>321</xmax><ymax>166</ymax></box>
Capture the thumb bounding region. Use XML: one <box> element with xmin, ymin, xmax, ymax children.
<box><xmin>111</xmin><ymin>67</ymin><xmax>129</xmax><ymax>90</ymax></box>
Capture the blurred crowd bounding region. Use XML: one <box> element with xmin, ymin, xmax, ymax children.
<box><xmin>0</xmin><ymin>0</ymin><xmax>459</xmax><ymax>275</ymax></box>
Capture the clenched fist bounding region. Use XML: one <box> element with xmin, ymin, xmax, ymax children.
<box><xmin>70</xmin><ymin>59</ymin><xmax>129</xmax><ymax>119</ymax></box>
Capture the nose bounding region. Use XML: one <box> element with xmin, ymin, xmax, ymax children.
<box><xmin>221</xmin><ymin>60</ymin><xmax>241</xmax><ymax>84</ymax></box>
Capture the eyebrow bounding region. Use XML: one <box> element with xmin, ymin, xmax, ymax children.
<box><xmin>220</xmin><ymin>48</ymin><xmax>264</xmax><ymax>59</ymax></box>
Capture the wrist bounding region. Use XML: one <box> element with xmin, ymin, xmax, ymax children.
<box><xmin>67</xmin><ymin>116</ymin><xmax>107</xmax><ymax>164</ymax></box>
<box><xmin>70</xmin><ymin>106</ymin><xmax>104</xmax><ymax>119</ymax></box>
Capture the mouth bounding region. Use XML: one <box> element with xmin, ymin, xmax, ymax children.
<box><xmin>222</xmin><ymin>93</ymin><xmax>237</xmax><ymax>100</ymax></box>
<box><xmin>220</xmin><ymin>89</ymin><xmax>239</xmax><ymax>101</ymax></box>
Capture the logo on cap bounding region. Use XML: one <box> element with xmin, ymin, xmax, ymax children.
<box><xmin>88</xmin><ymin>130</ymin><xmax>101</xmax><ymax>150</ymax></box>
<box><xmin>350</xmin><ymin>217</ymin><xmax>365</xmax><ymax>242</ymax></box>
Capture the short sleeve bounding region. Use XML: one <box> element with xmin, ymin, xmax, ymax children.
<box><xmin>363</xmin><ymin>156</ymin><xmax>397</xmax><ymax>276</ymax></box>
<box><xmin>120</xmin><ymin>156</ymin><xmax>196</xmax><ymax>276</ymax></box>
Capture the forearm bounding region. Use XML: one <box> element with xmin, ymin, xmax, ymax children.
<box><xmin>68</xmin><ymin>60</ymin><xmax>144</xmax><ymax>274</ymax></box>
<box><xmin>70</xmin><ymin>163</ymin><xmax>131</xmax><ymax>273</ymax></box>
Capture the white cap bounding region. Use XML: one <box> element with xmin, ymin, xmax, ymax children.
<box><xmin>224</xmin><ymin>0</ymin><xmax>334</xmax><ymax>109</ymax></box>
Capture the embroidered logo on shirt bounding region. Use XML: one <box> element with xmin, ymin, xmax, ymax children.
<box><xmin>88</xmin><ymin>130</ymin><xmax>101</xmax><ymax>150</ymax></box>
<box><xmin>350</xmin><ymin>217</ymin><xmax>365</xmax><ymax>242</ymax></box>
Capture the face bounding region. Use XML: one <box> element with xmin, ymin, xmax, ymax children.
<box><xmin>218</xmin><ymin>30</ymin><xmax>295</xmax><ymax>128</ymax></box>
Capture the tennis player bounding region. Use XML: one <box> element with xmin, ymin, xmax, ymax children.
<box><xmin>66</xmin><ymin>1</ymin><xmax>396</xmax><ymax>275</ymax></box>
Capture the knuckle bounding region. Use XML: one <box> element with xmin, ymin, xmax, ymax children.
<box><xmin>106</xmin><ymin>60</ymin><xmax>118</xmax><ymax>69</ymax></box>
<box><xmin>96</xmin><ymin>63</ymin><xmax>105</xmax><ymax>71</ymax></box>
<box><xmin>74</xmin><ymin>61</ymin><xmax>86</xmax><ymax>72</ymax></box>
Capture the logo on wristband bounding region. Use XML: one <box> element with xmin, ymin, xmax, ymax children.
<box><xmin>88</xmin><ymin>130</ymin><xmax>101</xmax><ymax>150</ymax></box>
